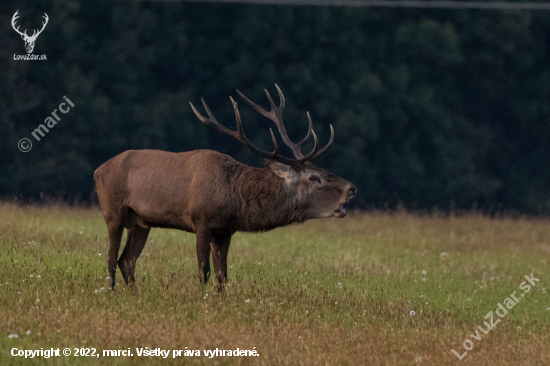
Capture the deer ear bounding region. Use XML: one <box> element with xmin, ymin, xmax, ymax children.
<box><xmin>265</xmin><ymin>160</ymin><xmax>298</xmax><ymax>181</ymax></box>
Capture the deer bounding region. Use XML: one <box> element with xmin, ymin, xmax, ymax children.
<box><xmin>11</xmin><ymin>11</ymin><xmax>49</xmax><ymax>54</ymax></box>
<box><xmin>94</xmin><ymin>85</ymin><xmax>357</xmax><ymax>291</ymax></box>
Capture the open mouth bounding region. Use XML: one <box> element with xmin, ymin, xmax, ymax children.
<box><xmin>333</xmin><ymin>203</ymin><xmax>347</xmax><ymax>218</ymax></box>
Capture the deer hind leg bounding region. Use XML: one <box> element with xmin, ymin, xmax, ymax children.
<box><xmin>118</xmin><ymin>225</ymin><xmax>150</xmax><ymax>286</ymax></box>
<box><xmin>196</xmin><ymin>230</ymin><xmax>213</xmax><ymax>285</ymax></box>
<box><xmin>211</xmin><ymin>236</ymin><xmax>231</xmax><ymax>289</ymax></box>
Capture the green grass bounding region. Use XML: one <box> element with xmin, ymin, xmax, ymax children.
<box><xmin>0</xmin><ymin>203</ymin><xmax>548</xmax><ymax>365</ymax></box>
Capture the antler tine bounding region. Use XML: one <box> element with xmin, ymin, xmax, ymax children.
<box><xmin>297</xmin><ymin>112</ymin><xmax>313</xmax><ymax>147</ymax></box>
<box><xmin>311</xmin><ymin>124</ymin><xmax>335</xmax><ymax>161</ymax></box>
<box><xmin>274</xmin><ymin>84</ymin><xmax>286</xmax><ymax>111</ymax></box>
<box><xmin>299</xmin><ymin>126</ymin><xmax>319</xmax><ymax>161</ymax></box>
<box><xmin>235</xmin><ymin>89</ymin><xmax>272</xmax><ymax>120</ymax></box>
<box><xmin>190</xmin><ymin>98</ymin><xmax>240</xmax><ymax>141</ymax></box>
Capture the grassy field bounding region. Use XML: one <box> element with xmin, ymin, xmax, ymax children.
<box><xmin>0</xmin><ymin>202</ymin><xmax>548</xmax><ymax>365</ymax></box>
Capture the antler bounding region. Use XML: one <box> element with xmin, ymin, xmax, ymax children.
<box><xmin>11</xmin><ymin>11</ymin><xmax>27</xmax><ymax>37</ymax></box>
<box><xmin>11</xmin><ymin>12</ymin><xmax>48</xmax><ymax>39</ymax></box>
<box><xmin>189</xmin><ymin>85</ymin><xmax>334</xmax><ymax>169</ymax></box>
<box><xmin>236</xmin><ymin>84</ymin><xmax>334</xmax><ymax>161</ymax></box>
<box><xmin>32</xmin><ymin>13</ymin><xmax>49</xmax><ymax>38</ymax></box>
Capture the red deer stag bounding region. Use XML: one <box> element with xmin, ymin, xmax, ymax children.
<box><xmin>94</xmin><ymin>85</ymin><xmax>356</xmax><ymax>290</ymax></box>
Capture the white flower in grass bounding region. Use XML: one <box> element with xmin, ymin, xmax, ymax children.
<box><xmin>517</xmin><ymin>326</ymin><xmax>521</xmax><ymax>330</ymax></box>
<box><xmin>410</xmin><ymin>310</ymin><xmax>416</xmax><ymax>316</ymax></box>
<box><xmin>421</xmin><ymin>270</ymin><xmax>427</xmax><ymax>274</ymax></box>
<box><xmin>26</xmin><ymin>330</ymin><xmax>31</xmax><ymax>335</ymax></box>
<box><xmin>245</xmin><ymin>299</ymin><xmax>250</xmax><ymax>303</ymax></box>
<box><xmin>8</xmin><ymin>334</ymin><xmax>19</xmax><ymax>339</ymax></box>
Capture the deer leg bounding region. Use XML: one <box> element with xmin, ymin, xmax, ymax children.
<box><xmin>107</xmin><ymin>221</ymin><xmax>124</xmax><ymax>291</ymax></box>
<box><xmin>196</xmin><ymin>230</ymin><xmax>213</xmax><ymax>285</ymax></box>
<box><xmin>118</xmin><ymin>225</ymin><xmax>150</xmax><ymax>286</ymax></box>
<box><xmin>211</xmin><ymin>236</ymin><xmax>231</xmax><ymax>289</ymax></box>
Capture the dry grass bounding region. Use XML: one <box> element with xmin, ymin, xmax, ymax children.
<box><xmin>0</xmin><ymin>203</ymin><xmax>548</xmax><ymax>365</ymax></box>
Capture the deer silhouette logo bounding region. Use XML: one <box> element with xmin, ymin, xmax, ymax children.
<box><xmin>11</xmin><ymin>11</ymin><xmax>49</xmax><ymax>54</ymax></box>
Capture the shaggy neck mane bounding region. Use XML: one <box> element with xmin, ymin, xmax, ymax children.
<box><xmin>232</xmin><ymin>165</ymin><xmax>307</xmax><ymax>232</ymax></box>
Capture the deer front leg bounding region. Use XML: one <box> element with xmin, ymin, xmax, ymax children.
<box><xmin>196</xmin><ymin>230</ymin><xmax>213</xmax><ymax>284</ymax></box>
<box><xmin>106</xmin><ymin>221</ymin><xmax>124</xmax><ymax>291</ymax></box>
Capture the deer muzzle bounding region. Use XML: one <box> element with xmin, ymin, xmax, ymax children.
<box><xmin>333</xmin><ymin>185</ymin><xmax>357</xmax><ymax>218</ymax></box>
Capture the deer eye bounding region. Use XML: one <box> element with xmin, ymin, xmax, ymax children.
<box><xmin>309</xmin><ymin>175</ymin><xmax>321</xmax><ymax>183</ymax></box>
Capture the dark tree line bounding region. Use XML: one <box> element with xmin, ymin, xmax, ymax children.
<box><xmin>1</xmin><ymin>0</ymin><xmax>550</xmax><ymax>213</ymax></box>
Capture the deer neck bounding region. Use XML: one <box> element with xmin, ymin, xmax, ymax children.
<box><xmin>234</xmin><ymin>166</ymin><xmax>308</xmax><ymax>232</ymax></box>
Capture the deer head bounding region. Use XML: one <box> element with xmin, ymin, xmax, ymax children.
<box><xmin>12</xmin><ymin>11</ymin><xmax>49</xmax><ymax>54</ymax></box>
<box><xmin>190</xmin><ymin>85</ymin><xmax>356</xmax><ymax>218</ymax></box>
